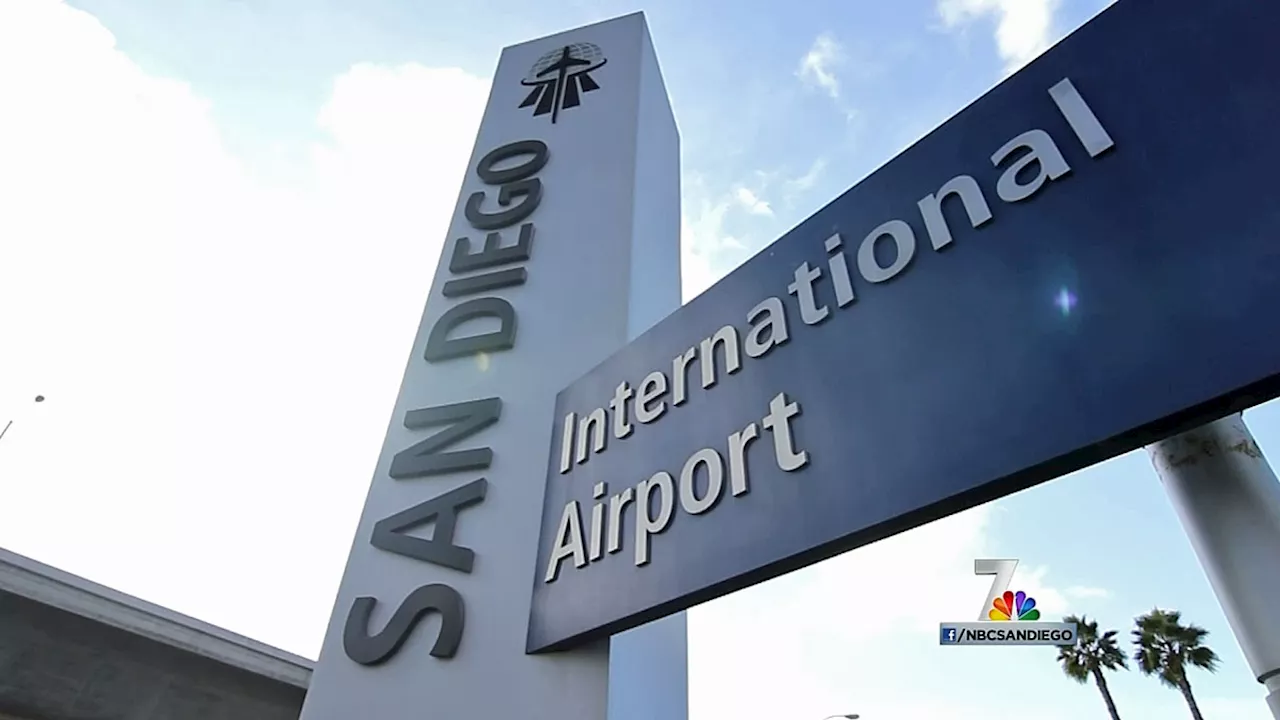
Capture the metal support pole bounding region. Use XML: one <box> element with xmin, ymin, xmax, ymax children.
<box><xmin>1146</xmin><ymin>413</ymin><xmax>1280</xmax><ymax>719</ymax></box>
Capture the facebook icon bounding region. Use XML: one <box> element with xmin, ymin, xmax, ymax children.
<box><xmin>940</xmin><ymin>626</ymin><xmax>959</xmax><ymax>645</ymax></box>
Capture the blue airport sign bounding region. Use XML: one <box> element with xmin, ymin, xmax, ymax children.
<box><xmin>528</xmin><ymin>0</ymin><xmax>1280</xmax><ymax>652</ymax></box>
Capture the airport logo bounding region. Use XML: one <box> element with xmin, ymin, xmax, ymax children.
<box><xmin>520</xmin><ymin>43</ymin><xmax>608</xmax><ymax>123</ymax></box>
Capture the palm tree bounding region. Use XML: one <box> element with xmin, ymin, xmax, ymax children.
<box><xmin>1132</xmin><ymin>608</ymin><xmax>1220</xmax><ymax>720</ymax></box>
<box><xmin>1056</xmin><ymin>614</ymin><xmax>1128</xmax><ymax>720</ymax></box>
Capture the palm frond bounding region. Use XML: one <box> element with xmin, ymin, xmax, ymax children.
<box><xmin>1188</xmin><ymin>645</ymin><xmax>1219</xmax><ymax>672</ymax></box>
<box><xmin>1131</xmin><ymin>608</ymin><xmax>1217</xmax><ymax>688</ymax></box>
<box><xmin>1059</xmin><ymin>651</ymin><xmax>1092</xmax><ymax>683</ymax></box>
<box><xmin>1056</xmin><ymin>614</ymin><xmax>1128</xmax><ymax>682</ymax></box>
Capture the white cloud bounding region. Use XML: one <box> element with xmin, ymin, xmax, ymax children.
<box><xmin>0</xmin><ymin>0</ymin><xmax>489</xmax><ymax>658</ymax></box>
<box><xmin>1066</xmin><ymin>585</ymin><xmax>1111</xmax><ymax>599</ymax></box>
<box><xmin>723</xmin><ymin>507</ymin><xmax>1074</xmax><ymax>641</ymax></box>
<box><xmin>680</xmin><ymin>232</ymin><xmax>721</xmax><ymax>303</ymax></box>
<box><xmin>680</xmin><ymin>201</ymin><xmax>741</xmax><ymax>302</ymax></box>
<box><xmin>797</xmin><ymin>33</ymin><xmax>844</xmax><ymax>99</ymax></box>
<box><xmin>732</xmin><ymin>186</ymin><xmax>773</xmax><ymax>216</ymax></box>
<box><xmin>783</xmin><ymin>157</ymin><xmax>827</xmax><ymax>198</ymax></box>
<box><xmin>687</xmin><ymin>503</ymin><xmax>1102</xmax><ymax>720</ymax></box>
<box><xmin>938</xmin><ymin>0</ymin><xmax>1062</xmax><ymax>74</ymax></box>
<box><xmin>679</xmin><ymin>157</ymin><xmax>831</xmax><ymax>301</ymax></box>
<box><xmin>679</xmin><ymin>174</ymin><xmax>750</xmax><ymax>301</ymax></box>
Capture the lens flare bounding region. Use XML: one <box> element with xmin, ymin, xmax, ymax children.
<box><xmin>1054</xmin><ymin>287</ymin><xmax>1078</xmax><ymax>316</ymax></box>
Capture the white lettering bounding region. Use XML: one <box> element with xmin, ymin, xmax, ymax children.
<box><xmin>857</xmin><ymin>219</ymin><xmax>916</xmax><ymax>283</ymax></box>
<box><xmin>551</xmin><ymin>392</ymin><xmax>808</xmax><ymax>572</ymax></box>
<box><xmin>636</xmin><ymin>371</ymin><xmax>668</xmax><ymax>424</ymax></box>
<box><xmin>824</xmin><ymin>234</ymin><xmax>857</xmax><ymax>307</ymax></box>
<box><xmin>1049</xmin><ymin>78</ymin><xmax>1114</xmax><ymax>158</ymax></box>
<box><xmin>761</xmin><ymin>392</ymin><xmax>808</xmax><ymax>472</ymax></box>
<box><xmin>550</xmin><ymin>78</ymin><xmax>1115</xmax><ymax>478</ymax></box>
<box><xmin>558</xmin><ymin>411</ymin><xmax>576</xmax><ymax>474</ymax></box>
<box><xmin>671</xmin><ymin>348</ymin><xmax>697</xmax><ymax>407</ymax></box>
<box><xmin>544</xmin><ymin>501</ymin><xmax>587</xmax><ymax>583</ymax></box>
<box><xmin>745</xmin><ymin>297</ymin><xmax>790</xmax><ymax>358</ymax></box>
<box><xmin>607</xmin><ymin>486</ymin><xmax>635</xmax><ymax>554</ymax></box>
<box><xmin>992</xmin><ymin>129</ymin><xmax>1071</xmax><ymax>203</ymax></box>
<box><xmin>787</xmin><ymin>261</ymin><xmax>829</xmax><ymax>325</ymax></box>
<box><xmin>588</xmin><ymin>482</ymin><xmax>607</xmax><ymax>561</ymax></box>
<box><xmin>728</xmin><ymin>421</ymin><xmax>760</xmax><ymax>496</ymax></box>
<box><xmin>610</xmin><ymin>381</ymin><xmax>634</xmax><ymax>439</ymax></box>
<box><xmin>679</xmin><ymin>448</ymin><xmax>725</xmax><ymax>515</ymax></box>
<box><xmin>575</xmin><ymin>407</ymin><xmax>607</xmax><ymax>464</ymax></box>
<box><xmin>634</xmin><ymin>472</ymin><xmax>676</xmax><ymax>566</ymax></box>
<box><xmin>917</xmin><ymin>175</ymin><xmax>993</xmax><ymax>251</ymax></box>
<box><xmin>699</xmin><ymin>325</ymin><xmax>742</xmax><ymax>389</ymax></box>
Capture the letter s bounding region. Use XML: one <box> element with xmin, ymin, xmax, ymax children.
<box><xmin>343</xmin><ymin>584</ymin><xmax>465</xmax><ymax>664</ymax></box>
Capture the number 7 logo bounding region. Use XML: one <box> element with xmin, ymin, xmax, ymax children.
<box><xmin>974</xmin><ymin>558</ymin><xmax>1018</xmax><ymax>622</ymax></box>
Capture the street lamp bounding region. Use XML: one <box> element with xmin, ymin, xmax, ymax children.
<box><xmin>1</xmin><ymin>395</ymin><xmax>46</xmax><ymax>443</ymax></box>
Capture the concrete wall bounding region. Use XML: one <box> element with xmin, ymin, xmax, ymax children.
<box><xmin>0</xmin><ymin>548</ymin><xmax>311</xmax><ymax>720</ymax></box>
<box><xmin>0</xmin><ymin>590</ymin><xmax>306</xmax><ymax>720</ymax></box>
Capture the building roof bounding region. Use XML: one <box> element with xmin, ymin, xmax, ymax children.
<box><xmin>0</xmin><ymin>547</ymin><xmax>312</xmax><ymax>690</ymax></box>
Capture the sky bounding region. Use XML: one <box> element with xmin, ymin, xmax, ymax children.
<box><xmin>0</xmin><ymin>0</ymin><xmax>1277</xmax><ymax>718</ymax></box>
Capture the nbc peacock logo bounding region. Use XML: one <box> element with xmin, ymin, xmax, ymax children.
<box><xmin>987</xmin><ymin>589</ymin><xmax>1041</xmax><ymax>622</ymax></box>
<box><xmin>937</xmin><ymin>558</ymin><xmax>1078</xmax><ymax>647</ymax></box>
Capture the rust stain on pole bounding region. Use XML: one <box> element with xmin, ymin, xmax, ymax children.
<box><xmin>1229</xmin><ymin>439</ymin><xmax>1265</xmax><ymax>460</ymax></box>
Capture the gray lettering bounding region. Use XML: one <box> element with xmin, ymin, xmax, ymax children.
<box><xmin>441</xmin><ymin>267</ymin><xmax>527</xmax><ymax>298</ymax></box>
<box><xmin>371</xmin><ymin>479</ymin><xmax>488</xmax><ymax>572</ymax></box>
<box><xmin>423</xmin><ymin>297</ymin><xmax>517</xmax><ymax>362</ymax></box>
<box><xmin>449</xmin><ymin>224</ymin><xmax>534</xmax><ymax>274</ymax></box>
<box><xmin>474</xmin><ymin>139</ymin><xmax>549</xmax><ymax>185</ymax></box>
<box><xmin>390</xmin><ymin>398</ymin><xmax>501</xmax><ymax>480</ymax></box>
<box><xmin>342</xmin><ymin>584</ymin><xmax>464</xmax><ymax>664</ymax></box>
<box><xmin>464</xmin><ymin>178</ymin><xmax>543</xmax><ymax>231</ymax></box>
